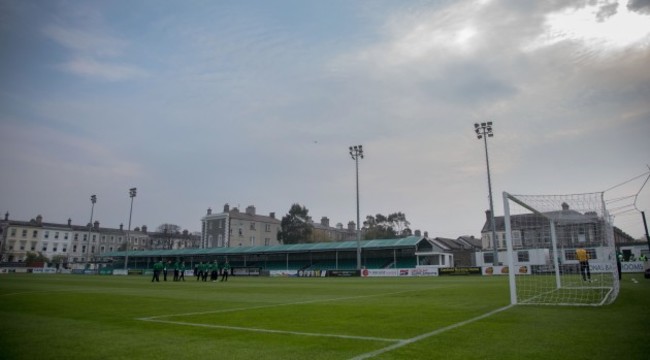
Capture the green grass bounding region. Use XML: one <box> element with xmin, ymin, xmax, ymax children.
<box><xmin>1</xmin><ymin>274</ymin><xmax>648</xmax><ymax>359</ymax></box>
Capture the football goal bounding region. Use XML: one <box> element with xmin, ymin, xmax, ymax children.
<box><xmin>502</xmin><ymin>191</ymin><xmax>619</xmax><ymax>306</ymax></box>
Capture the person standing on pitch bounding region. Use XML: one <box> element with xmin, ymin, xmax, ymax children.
<box><xmin>196</xmin><ymin>261</ymin><xmax>203</xmax><ymax>281</ymax></box>
<box><xmin>152</xmin><ymin>259</ymin><xmax>163</xmax><ymax>282</ymax></box>
<box><xmin>220</xmin><ymin>260</ymin><xmax>231</xmax><ymax>282</ymax></box>
<box><xmin>179</xmin><ymin>261</ymin><xmax>186</xmax><ymax>281</ymax></box>
<box><xmin>576</xmin><ymin>247</ymin><xmax>591</xmax><ymax>282</ymax></box>
<box><xmin>163</xmin><ymin>260</ymin><xmax>170</xmax><ymax>281</ymax></box>
<box><xmin>211</xmin><ymin>259</ymin><xmax>219</xmax><ymax>282</ymax></box>
<box><xmin>173</xmin><ymin>259</ymin><xmax>180</xmax><ymax>281</ymax></box>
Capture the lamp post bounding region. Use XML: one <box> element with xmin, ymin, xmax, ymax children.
<box><xmin>349</xmin><ymin>145</ymin><xmax>364</xmax><ymax>270</ymax></box>
<box><xmin>86</xmin><ymin>195</ymin><xmax>97</xmax><ymax>267</ymax></box>
<box><xmin>474</xmin><ymin>122</ymin><xmax>499</xmax><ymax>265</ymax></box>
<box><xmin>124</xmin><ymin>187</ymin><xmax>137</xmax><ymax>270</ymax></box>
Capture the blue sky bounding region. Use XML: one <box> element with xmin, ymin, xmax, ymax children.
<box><xmin>1</xmin><ymin>0</ymin><xmax>649</xmax><ymax>239</ymax></box>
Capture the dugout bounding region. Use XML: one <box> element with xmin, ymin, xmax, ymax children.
<box><xmin>100</xmin><ymin>236</ymin><xmax>451</xmax><ymax>272</ymax></box>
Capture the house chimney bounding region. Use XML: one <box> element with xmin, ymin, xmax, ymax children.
<box><xmin>424</xmin><ymin>231</ymin><xmax>429</xmax><ymax>238</ymax></box>
<box><xmin>224</xmin><ymin>203</ymin><xmax>230</xmax><ymax>212</ymax></box>
<box><xmin>269</xmin><ymin>212</ymin><xmax>275</xmax><ymax>219</ymax></box>
<box><xmin>348</xmin><ymin>221</ymin><xmax>356</xmax><ymax>231</ymax></box>
<box><xmin>120</xmin><ymin>223</ymin><xmax>124</xmax><ymax>231</ymax></box>
<box><xmin>94</xmin><ymin>221</ymin><xmax>100</xmax><ymax>230</ymax></box>
<box><xmin>561</xmin><ymin>202</ymin><xmax>569</xmax><ymax>211</ymax></box>
<box><xmin>4</xmin><ymin>212</ymin><xmax>8</xmax><ymax>221</ymax></box>
<box><xmin>246</xmin><ymin>205</ymin><xmax>256</xmax><ymax>216</ymax></box>
<box><xmin>414</xmin><ymin>229</ymin><xmax>421</xmax><ymax>237</ymax></box>
<box><xmin>485</xmin><ymin>210</ymin><xmax>492</xmax><ymax>222</ymax></box>
<box><xmin>321</xmin><ymin>217</ymin><xmax>330</xmax><ymax>227</ymax></box>
<box><xmin>36</xmin><ymin>214</ymin><xmax>43</xmax><ymax>225</ymax></box>
<box><xmin>207</xmin><ymin>207</ymin><xmax>212</xmax><ymax>215</ymax></box>
<box><xmin>67</xmin><ymin>218</ymin><xmax>72</xmax><ymax>226</ymax></box>
<box><xmin>142</xmin><ymin>225</ymin><xmax>147</xmax><ymax>233</ymax></box>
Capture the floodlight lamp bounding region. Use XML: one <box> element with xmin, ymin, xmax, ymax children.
<box><xmin>474</xmin><ymin>123</ymin><xmax>479</xmax><ymax>129</ymax></box>
<box><xmin>481</xmin><ymin>122</ymin><xmax>486</xmax><ymax>127</ymax></box>
<box><xmin>477</xmin><ymin>135</ymin><xmax>483</xmax><ymax>139</ymax></box>
<box><xmin>487</xmin><ymin>126</ymin><xmax>492</xmax><ymax>132</ymax></box>
<box><xmin>91</xmin><ymin>195</ymin><xmax>97</xmax><ymax>203</ymax></box>
<box><xmin>487</xmin><ymin>121</ymin><xmax>493</xmax><ymax>126</ymax></box>
<box><xmin>488</xmin><ymin>133</ymin><xmax>494</xmax><ymax>137</ymax></box>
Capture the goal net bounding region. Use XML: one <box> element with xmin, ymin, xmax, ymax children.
<box><xmin>503</xmin><ymin>192</ymin><xmax>619</xmax><ymax>306</ymax></box>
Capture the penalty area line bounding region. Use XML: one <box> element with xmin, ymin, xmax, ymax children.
<box><xmin>139</xmin><ymin>318</ymin><xmax>403</xmax><ymax>343</ymax></box>
<box><xmin>348</xmin><ymin>305</ymin><xmax>514</xmax><ymax>360</ymax></box>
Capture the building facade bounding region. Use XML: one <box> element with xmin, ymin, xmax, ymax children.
<box><xmin>201</xmin><ymin>204</ymin><xmax>282</xmax><ymax>248</ymax></box>
<box><xmin>0</xmin><ymin>212</ymin><xmax>199</xmax><ymax>267</ymax></box>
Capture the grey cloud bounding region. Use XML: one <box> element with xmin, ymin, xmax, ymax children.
<box><xmin>596</xmin><ymin>2</ymin><xmax>619</xmax><ymax>22</ymax></box>
<box><xmin>627</xmin><ymin>0</ymin><xmax>650</xmax><ymax>14</ymax></box>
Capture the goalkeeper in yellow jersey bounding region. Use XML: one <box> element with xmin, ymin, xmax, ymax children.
<box><xmin>576</xmin><ymin>248</ymin><xmax>591</xmax><ymax>282</ymax></box>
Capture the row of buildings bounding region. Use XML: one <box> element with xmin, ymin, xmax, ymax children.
<box><xmin>0</xmin><ymin>203</ymin><xmax>363</xmax><ymax>266</ymax></box>
<box><xmin>1</xmin><ymin>200</ymin><xmax>644</xmax><ymax>268</ymax></box>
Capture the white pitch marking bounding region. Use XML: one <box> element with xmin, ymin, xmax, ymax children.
<box><xmin>140</xmin><ymin>318</ymin><xmax>403</xmax><ymax>343</ymax></box>
<box><xmin>138</xmin><ymin>287</ymin><xmax>447</xmax><ymax>320</ymax></box>
<box><xmin>348</xmin><ymin>305</ymin><xmax>514</xmax><ymax>360</ymax></box>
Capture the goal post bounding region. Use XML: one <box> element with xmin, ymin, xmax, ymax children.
<box><xmin>503</xmin><ymin>191</ymin><xmax>619</xmax><ymax>306</ymax></box>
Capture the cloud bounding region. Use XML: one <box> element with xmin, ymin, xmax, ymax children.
<box><xmin>43</xmin><ymin>24</ymin><xmax>127</xmax><ymax>57</ymax></box>
<box><xmin>58</xmin><ymin>57</ymin><xmax>148</xmax><ymax>81</ymax></box>
<box><xmin>627</xmin><ymin>0</ymin><xmax>650</xmax><ymax>14</ymax></box>
<box><xmin>43</xmin><ymin>22</ymin><xmax>146</xmax><ymax>81</ymax></box>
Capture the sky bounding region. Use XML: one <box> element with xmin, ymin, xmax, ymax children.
<box><xmin>1</xmin><ymin>0</ymin><xmax>649</xmax><ymax>240</ymax></box>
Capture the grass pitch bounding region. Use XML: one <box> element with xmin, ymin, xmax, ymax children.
<box><xmin>1</xmin><ymin>274</ymin><xmax>648</xmax><ymax>359</ymax></box>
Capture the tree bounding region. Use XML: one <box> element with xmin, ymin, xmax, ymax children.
<box><xmin>25</xmin><ymin>252</ymin><xmax>49</xmax><ymax>266</ymax></box>
<box><xmin>277</xmin><ymin>204</ymin><xmax>313</xmax><ymax>244</ymax></box>
<box><xmin>156</xmin><ymin>224</ymin><xmax>182</xmax><ymax>249</ymax></box>
<box><xmin>363</xmin><ymin>212</ymin><xmax>411</xmax><ymax>240</ymax></box>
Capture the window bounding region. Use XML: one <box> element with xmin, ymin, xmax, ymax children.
<box><xmin>64</xmin><ymin>232</ymin><xmax>68</xmax><ymax>240</ymax></box>
<box><xmin>44</xmin><ymin>231</ymin><xmax>49</xmax><ymax>239</ymax></box>
<box><xmin>265</xmin><ymin>238</ymin><xmax>270</xmax><ymax>246</ymax></box>
<box><xmin>265</xmin><ymin>224</ymin><xmax>271</xmax><ymax>232</ymax></box>
<box><xmin>517</xmin><ymin>251</ymin><xmax>530</xmax><ymax>262</ymax></box>
<box><xmin>250</xmin><ymin>222</ymin><xmax>256</xmax><ymax>230</ymax></box>
<box><xmin>10</xmin><ymin>228</ymin><xmax>16</xmax><ymax>236</ymax></box>
<box><xmin>30</xmin><ymin>242</ymin><xmax>36</xmax><ymax>251</ymax></box>
<box><xmin>83</xmin><ymin>234</ymin><xmax>87</xmax><ymax>241</ymax></box>
<box><xmin>74</xmin><ymin>234</ymin><xmax>79</xmax><ymax>240</ymax></box>
<box><xmin>20</xmin><ymin>242</ymin><xmax>26</xmax><ymax>250</ymax></box>
<box><xmin>82</xmin><ymin>245</ymin><xmax>86</xmax><ymax>253</ymax></box>
<box><xmin>53</xmin><ymin>243</ymin><xmax>58</xmax><ymax>252</ymax></box>
<box><xmin>32</xmin><ymin>230</ymin><xmax>38</xmax><ymax>238</ymax></box>
<box><xmin>483</xmin><ymin>252</ymin><xmax>494</xmax><ymax>264</ymax></box>
<box><xmin>250</xmin><ymin>236</ymin><xmax>256</xmax><ymax>246</ymax></box>
<box><xmin>22</xmin><ymin>229</ymin><xmax>27</xmax><ymax>237</ymax></box>
<box><xmin>62</xmin><ymin>247</ymin><xmax>67</xmax><ymax>253</ymax></box>
<box><xmin>55</xmin><ymin>232</ymin><xmax>59</xmax><ymax>239</ymax></box>
<box><xmin>238</xmin><ymin>228</ymin><xmax>243</xmax><ymax>236</ymax></box>
<box><xmin>73</xmin><ymin>245</ymin><xmax>77</xmax><ymax>253</ymax></box>
<box><xmin>92</xmin><ymin>234</ymin><xmax>96</xmax><ymax>242</ymax></box>
<box><xmin>42</xmin><ymin>243</ymin><xmax>47</xmax><ymax>252</ymax></box>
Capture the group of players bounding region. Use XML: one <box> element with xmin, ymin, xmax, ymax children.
<box><xmin>151</xmin><ymin>259</ymin><xmax>231</xmax><ymax>282</ymax></box>
<box><xmin>194</xmin><ymin>260</ymin><xmax>231</xmax><ymax>282</ymax></box>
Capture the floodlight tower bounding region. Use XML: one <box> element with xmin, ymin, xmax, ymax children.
<box><xmin>124</xmin><ymin>187</ymin><xmax>137</xmax><ymax>270</ymax></box>
<box><xmin>349</xmin><ymin>145</ymin><xmax>364</xmax><ymax>270</ymax></box>
<box><xmin>86</xmin><ymin>194</ymin><xmax>97</xmax><ymax>265</ymax></box>
<box><xmin>474</xmin><ymin>122</ymin><xmax>499</xmax><ymax>265</ymax></box>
